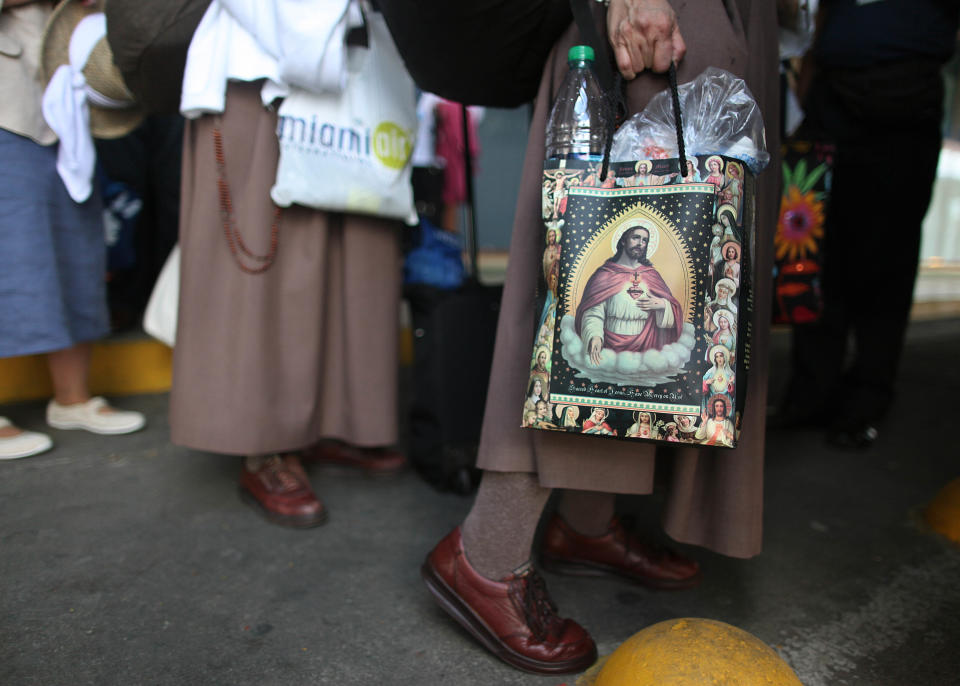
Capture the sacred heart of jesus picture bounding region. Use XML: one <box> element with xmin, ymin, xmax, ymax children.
<box><xmin>526</xmin><ymin>156</ymin><xmax>752</xmax><ymax>447</ymax></box>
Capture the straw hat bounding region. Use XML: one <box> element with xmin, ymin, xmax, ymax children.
<box><xmin>41</xmin><ymin>0</ymin><xmax>143</xmax><ymax>139</ymax></box>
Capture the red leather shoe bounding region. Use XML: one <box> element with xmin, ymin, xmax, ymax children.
<box><xmin>239</xmin><ymin>454</ymin><xmax>328</xmax><ymax>528</ymax></box>
<box><xmin>304</xmin><ymin>440</ymin><xmax>407</xmax><ymax>477</ymax></box>
<box><xmin>540</xmin><ymin>515</ymin><xmax>702</xmax><ymax>590</ymax></box>
<box><xmin>422</xmin><ymin>527</ymin><xmax>597</xmax><ymax>675</ymax></box>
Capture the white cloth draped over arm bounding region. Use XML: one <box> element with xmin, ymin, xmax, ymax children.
<box><xmin>219</xmin><ymin>0</ymin><xmax>355</xmax><ymax>94</ymax></box>
<box><xmin>40</xmin><ymin>13</ymin><xmax>106</xmax><ymax>202</ymax></box>
<box><xmin>179</xmin><ymin>1</ymin><xmax>281</xmax><ymax>118</ymax></box>
<box><xmin>180</xmin><ymin>0</ymin><xmax>357</xmax><ymax>118</ymax></box>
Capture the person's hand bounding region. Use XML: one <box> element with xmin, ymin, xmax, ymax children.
<box><xmin>607</xmin><ymin>0</ymin><xmax>686</xmax><ymax>79</ymax></box>
<box><xmin>588</xmin><ymin>336</ymin><xmax>603</xmax><ymax>365</ymax></box>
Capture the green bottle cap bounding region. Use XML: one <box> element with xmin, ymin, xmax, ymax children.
<box><xmin>568</xmin><ymin>45</ymin><xmax>595</xmax><ymax>63</ymax></box>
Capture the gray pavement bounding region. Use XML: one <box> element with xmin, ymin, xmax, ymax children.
<box><xmin>2</xmin><ymin>321</ymin><xmax>960</xmax><ymax>686</ymax></box>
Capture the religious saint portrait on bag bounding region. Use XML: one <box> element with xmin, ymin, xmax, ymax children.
<box><xmin>557</xmin><ymin>210</ymin><xmax>698</xmax><ymax>387</ymax></box>
<box><xmin>555</xmin><ymin>404</ymin><xmax>581</xmax><ymax>431</ymax></box>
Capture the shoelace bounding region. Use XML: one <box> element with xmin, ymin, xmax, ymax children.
<box><xmin>512</xmin><ymin>570</ymin><xmax>562</xmax><ymax>642</ymax></box>
<box><xmin>263</xmin><ymin>455</ymin><xmax>303</xmax><ymax>493</ymax></box>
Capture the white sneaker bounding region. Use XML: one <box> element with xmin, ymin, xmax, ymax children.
<box><xmin>0</xmin><ymin>417</ymin><xmax>53</xmax><ymax>460</ymax></box>
<box><xmin>46</xmin><ymin>397</ymin><xmax>146</xmax><ymax>435</ymax></box>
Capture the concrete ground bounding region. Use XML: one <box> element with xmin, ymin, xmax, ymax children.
<box><xmin>2</xmin><ymin>320</ymin><xmax>959</xmax><ymax>686</ymax></box>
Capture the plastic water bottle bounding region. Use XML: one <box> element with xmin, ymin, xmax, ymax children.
<box><xmin>545</xmin><ymin>45</ymin><xmax>609</xmax><ymax>160</ymax></box>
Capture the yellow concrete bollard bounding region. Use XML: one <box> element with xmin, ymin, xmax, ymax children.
<box><xmin>924</xmin><ymin>478</ymin><xmax>960</xmax><ymax>544</ymax></box>
<box><xmin>587</xmin><ymin>618</ymin><xmax>802</xmax><ymax>686</ymax></box>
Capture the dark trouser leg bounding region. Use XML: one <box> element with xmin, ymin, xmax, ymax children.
<box><xmin>840</xmin><ymin>141</ymin><xmax>940</xmax><ymax>424</ymax></box>
<box><xmin>785</xmin><ymin>158</ymin><xmax>855</xmax><ymax>424</ymax></box>
<box><xmin>789</xmin><ymin>141</ymin><xmax>940</xmax><ymax>428</ymax></box>
<box><xmin>786</xmin><ymin>60</ymin><xmax>944</xmax><ymax>431</ymax></box>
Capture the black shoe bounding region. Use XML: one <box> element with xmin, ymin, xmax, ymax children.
<box><xmin>447</xmin><ymin>466</ymin><xmax>481</xmax><ymax>495</ymax></box>
<box><xmin>414</xmin><ymin>463</ymin><xmax>481</xmax><ymax>495</ymax></box>
<box><xmin>826</xmin><ymin>424</ymin><xmax>879</xmax><ymax>450</ymax></box>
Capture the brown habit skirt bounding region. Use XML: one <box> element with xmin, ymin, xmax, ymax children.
<box><xmin>170</xmin><ymin>82</ymin><xmax>402</xmax><ymax>456</ymax></box>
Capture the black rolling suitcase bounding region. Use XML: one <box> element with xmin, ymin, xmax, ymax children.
<box><xmin>406</xmin><ymin>105</ymin><xmax>502</xmax><ymax>494</ymax></box>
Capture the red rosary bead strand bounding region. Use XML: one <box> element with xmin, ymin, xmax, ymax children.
<box><xmin>213</xmin><ymin>123</ymin><xmax>281</xmax><ymax>274</ymax></box>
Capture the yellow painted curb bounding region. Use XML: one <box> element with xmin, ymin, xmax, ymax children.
<box><xmin>582</xmin><ymin>618</ymin><xmax>802</xmax><ymax>686</ymax></box>
<box><xmin>0</xmin><ymin>340</ymin><xmax>172</xmax><ymax>404</ymax></box>
<box><xmin>924</xmin><ymin>478</ymin><xmax>960</xmax><ymax>544</ymax></box>
<box><xmin>1</xmin><ymin>328</ymin><xmax>411</xmax><ymax>406</ymax></box>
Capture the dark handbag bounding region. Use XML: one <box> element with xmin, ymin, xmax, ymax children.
<box><xmin>105</xmin><ymin>0</ymin><xmax>212</xmax><ymax>114</ymax></box>
<box><xmin>377</xmin><ymin>0</ymin><xmax>572</xmax><ymax>107</ymax></box>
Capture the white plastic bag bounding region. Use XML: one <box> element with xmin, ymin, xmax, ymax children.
<box><xmin>142</xmin><ymin>245</ymin><xmax>180</xmax><ymax>347</ymax></box>
<box><xmin>270</xmin><ymin>3</ymin><xmax>417</xmax><ymax>224</ymax></box>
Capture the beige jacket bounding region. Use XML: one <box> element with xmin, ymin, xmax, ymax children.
<box><xmin>0</xmin><ymin>1</ymin><xmax>56</xmax><ymax>144</ymax></box>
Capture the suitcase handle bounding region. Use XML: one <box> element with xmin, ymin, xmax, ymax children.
<box><xmin>460</xmin><ymin>104</ymin><xmax>480</xmax><ymax>284</ymax></box>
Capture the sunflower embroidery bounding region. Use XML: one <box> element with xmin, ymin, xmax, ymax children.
<box><xmin>775</xmin><ymin>158</ymin><xmax>828</xmax><ymax>262</ymax></box>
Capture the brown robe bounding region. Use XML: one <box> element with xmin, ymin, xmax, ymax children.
<box><xmin>170</xmin><ymin>82</ymin><xmax>402</xmax><ymax>456</ymax></box>
<box><xmin>476</xmin><ymin>0</ymin><xmax>780</xmax><ymax>558</ymax></box>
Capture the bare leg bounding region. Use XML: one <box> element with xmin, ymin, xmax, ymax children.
<box><xmin>46</xmin><ymin>343</ymin><xmax>92</xmax><ymax>406</ymax></box>
<box><xmin>0</xmin><ymin>423</ymin><xmax>21</xmax><ymax>438</ymax></box>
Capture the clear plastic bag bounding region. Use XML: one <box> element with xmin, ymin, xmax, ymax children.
<box><xmin>610</xmin><ymin>67</ymin><xmax>770</xmax><ymax>174</ymax></box>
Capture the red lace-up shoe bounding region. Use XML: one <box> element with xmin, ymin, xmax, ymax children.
<box><xmin>239</xmin><ymin>454</ymin><xmax>327</xmax><ymax>528</ymax></box>
<box><xmin>422</xmin><ymin>527</ymin><xmax>597</xmax><ymax>675</ymax></box>
<box><xmin>304</xmin><ymin>440</ymin><xmax>407</xmax><ymax>477</ymax></box>
<box><xmin>540</xmin><ymin>515</ymin><xmax>702</xmax><ymax>589</ymax></box>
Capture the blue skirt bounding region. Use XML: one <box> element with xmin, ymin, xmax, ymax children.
<box><xmin>0</xmin><ymin>128</ymin><xmax>109</xmax><ymax>358</ymax></box>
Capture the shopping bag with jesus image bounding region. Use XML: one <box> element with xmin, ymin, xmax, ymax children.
<box><xmin>524</xmin><ymin>154</ymin><xmax>754</xmax><ymax>448</ymax></box>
